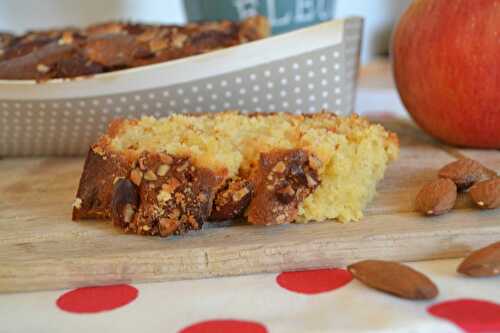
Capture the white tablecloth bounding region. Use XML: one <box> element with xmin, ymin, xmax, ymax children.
<box><xmin>2</xmin><ymin>259</ymin><xmax>499</xmax><ymax>333</ymax></box>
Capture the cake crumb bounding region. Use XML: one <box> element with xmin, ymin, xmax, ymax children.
<box><xmin>73</xmin><ymin>198</ymin><xmax>82</xmax><ymax>209</ymax></box>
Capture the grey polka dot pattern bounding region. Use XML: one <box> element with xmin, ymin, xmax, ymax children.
<box><xmin>0</xmin><ymin>18</ymin><xmax>362</xmax><ymax>156</ymax></box>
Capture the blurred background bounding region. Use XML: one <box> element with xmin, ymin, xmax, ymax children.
<box><xmin>0</xmin><ymin>0</ymin><xmax>411</xmax><ymax>64</ymax></box>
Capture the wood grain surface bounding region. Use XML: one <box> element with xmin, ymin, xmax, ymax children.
<box><xmin>0</xmin><ymin>118</ymin><xmax>499</xmax><ymax>293</ymax></box>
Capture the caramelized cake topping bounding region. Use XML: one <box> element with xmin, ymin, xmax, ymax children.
<box><xmin>73</xmin><ymin>112</ymin><xmax>399</xmax><ymax>237</ymax></box>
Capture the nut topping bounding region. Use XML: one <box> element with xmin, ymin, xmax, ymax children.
<box><xmin>92</xmin><ymin>146</ymin><xmax>105</xmax><ymax>156</ymax></box>
<box><xmin>172</xmin><ymin>33</ymin><xmax>187</xmax><ymax>48</ymax></box>
<box><xmin>305</xmin><ymin>173</ymin><xmax>318</xmax><ymax>188</ymax></box>
<box><xmin>144</xmin><ymin>170</ymin><xmax>158</xmax><ymax>181</ymax></box>
<box><xmin>232</xmin><ymin>187</ymin><xmax>249</xmax><ymax>202</ymax></box>
<box><xmin>149</xmin><ymin>38</ymin><xmax>168</xmax><ymax>52</ymax></box>
<box><xmin>156</xmin><ymin>164</ymin><xmax>170</xmax><ymax>176</ymax></box>
<box><xmin>36</xmin><ymin>64</ymin><xmax>50</xmax><ymax>73</ymax></box>
<box><xmin>123</xmin><ymin>204</ymin><xmax>135</xmax><ymax>223</ymax></box>
<box><xmin>58</xmin><ymin>31</ymin><xmax>74</xmax><ymax>45</ymax></box>
<box><xmin>130</xmin><ymin>168</ymin><xmax>143</xmax><ymax>186</ymax></box>
<box><xmin>111</xmin><ymin>179</ymin><xmax>140</xmax><ymax>227</ymax></box>
<box><xmin>157</xmin><ymin>190</ymin><xmax>172</xmax><ymax>204</ymax></box>
<box><xmin>177</xmin><ymin>162</ymin><xmax>189</xmax><ymax>172</ymax></box>
<box><xmin>113</xmin><ymin>176</ymin><xmax>125</xmax><ymax>184</ymax></box>
<box><xmin>247</xmin><ymin>149</ymin><xmax>320</xmax><ymax>225</ymax></box>
<box><xmin>198</xmin><ymin>192</ymin><xmax>208</xmax><ymax>202</ymax></box>
<box><xmin>160</xmin><ymin>154</ymin><xmax>174</xmax><ymax>165</ymax></box>
<box><xmin>275</xmin><ymin>183</ymin><xmax>295</xmax><ymax>204</ymax></box>
<box><xmin>308</xmin><ymin>155</ymin><xmax>323</xmax><ymax>170</ymax></box>
<box><xmin>72</xmin><ymin>198</ymin><xmax>82</xmax><ymax>209</ymax></box>
<box><xmin>273</xmin><ymin>161</ymin><xmax>286</xmax><ymax>173</ymax></box>
<box><xmin>159</xmin><ymin>217</ymin><xmax>180</xmax><ymax>236</ymax></box>
<box><xmin>138</xmin><ymin>156</ymin><xmax>147</xmax><ymax>170</ymax></box>
<box><xmin>163</xmin><ymin>177</ymin><xmax>181</xmax><ymax>193</ymax></box>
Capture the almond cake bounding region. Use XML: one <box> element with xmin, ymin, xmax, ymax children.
<box><xmin>73</xmin><ymin>111</ymin><xmax>399</xmax><ymax>237</ymax></box>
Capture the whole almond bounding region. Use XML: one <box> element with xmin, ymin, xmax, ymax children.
<box><xmin>469</xmin><ymin>178</ymin><xmax>500</xmax><ymax>209</ymax></box>
<box><xmin>457</xmin><ymin>241</ymin><xmax>500</xmax><ymax>277</ymax></box>
<box><xmin>348</xmin><ymin>260</ymin><xmax>438</xmax><ymax>300</ymax></box>
<box><xmin>415</xmin><ymin>178</ymin><xmax>457</xmax><ymax>216</ymax></box>
<box><xmin>438</xmin><ymin>158</ymin><xmax>497</xmax><ymax>191</ymax></box>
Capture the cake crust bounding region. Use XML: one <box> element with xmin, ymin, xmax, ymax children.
<box><xmin>247</xmin><ymin>149</ymin><xmax>320</xmax><ymax>225</ymax></box>
<box><xmin>209</xmin><ymin>177</ymin><xmax>254</xmax><ymax>221</ymax></box>
<box><xmin>116</xmin><ymin>152</ymin><xmax>224</xmax><ymax>236</ymax></box>
<box><xmin>72</xmin><ymin>148</ymin><xmax>132</xmax><ymax>220</ymax></box>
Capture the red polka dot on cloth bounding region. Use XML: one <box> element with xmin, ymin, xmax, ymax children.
<box><xmin>428</xmin><ymin>299</ymin><xmax>500</xmax><ymax>333</ymax></box>
<box><xmin>179</xmin><ymin>319</ymin><xmax>268</xmax><ymax>333</ymax></box>
<box><xmin>276</xmin><ymin>268</ymin><xmax>353</xmax><ymax>295</ymax></box>
<box><xmin>56</xmin><ymin>284</ymin><xmax>138</xmax><ymax>314</ymax></box>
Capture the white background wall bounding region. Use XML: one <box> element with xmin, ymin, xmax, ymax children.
<box><xmin>335</xmin><ymin>0</ymin><xmax>411</xmax><ymax>63</ymax></box>
<box><xmin>0</xmin><ymin>0</ymin><xmax>185</xmax><ymax>32</ymax></box>
<box><xmin>0</xmin><ymin>0</ymin><xmax>411</xmax><ymax>63</ymax></box>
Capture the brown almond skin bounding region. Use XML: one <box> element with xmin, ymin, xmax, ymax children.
<box><xmin>348</xmin><ymin>260</ymin><xmax>438</xmax><ymax>300</ymax></box>
<box><xmin>458</xmin><ymin>241</ymin><xmax>500</xmax><ymax>277</ymax></box>
<box><xmin>111</xmin><ymin>179</ymin><xmax>140</xmax><ymax>229</ymax></box>
<box><xmin>415</xmin><ymin>178</ymin><xmax>457</xmax><ymax>216</ymax></box>
<box><xmin>438</xmin><ymin>158</ymin><xmax>497</xmax><ymax>191</ymax></box>
<box><xmin>469</xmin><ymin>178</ymin><xmax>500</xmax><ymax>209</ymax></box>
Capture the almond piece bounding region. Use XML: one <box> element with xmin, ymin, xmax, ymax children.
<box><xmin>438</xmin><ymin>158</ymin><xmax>497</xmax><ymax>191</ymax></box>
<box><xmin>415</xmin><ymin>178</ymin><xmax>457</xmax><ymax>216</ymax></box>
<box><xmin>143</xmin><ymin>170</ymin><xmax>157</xmax><ymax>181</ymax></box>
<box><xmin>156</xmin><ymin>164</ymin><xmax>170</xmax><ymax>177</ymax></box>
<box><xmin>159</xmin><ymin>154</ymin><xmax>173</xmax><ymax>165</ymax></box>
<box><xmin>457</xmin><ymin>241</ymin><xmax>500</xmax><ymax>277</ymax></box>
<box><xmin>348</xmin><ymin>260</ymin><xmax>438</xmax><ymax>300</ymax></box>
<box><xmin>111</xmin><ymin>179</ymin><xmax>139</xmax><ymax>228</ymax></box>
<box><xmin>469</xmin><ymin>178</ymin><xmax>500</xmax><ymax>209</ymax></box>
<box><xmin>129</xmin><ymin>168</ymin><xmax>143</xmax><ymax>186</ymax></box>
<box><xmin>36</xmin><ymin>63</ymin><xmax>50</xmax><ymax>73</ymax></box>
<box><xmin>159</xmin><ymin>218</ymin><xmax>180</xmax><ymax>237</ymax></box>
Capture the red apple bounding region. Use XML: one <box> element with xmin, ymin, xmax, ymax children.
<box><xmin>392</xmin><ymin>0</ymin><xmax>500</xmax><ymax>148</ymax></box>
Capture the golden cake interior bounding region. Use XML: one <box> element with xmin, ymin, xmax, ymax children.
<box><xmin>105</xmin><ymin>112</ymin><xmax>399</xmax><ymax>222</ymax></box>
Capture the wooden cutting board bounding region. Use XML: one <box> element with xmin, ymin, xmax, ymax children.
<box><xmin>0</xmin><ymin>117</ymin><xmax>499</xmax><ymax>293</ymax></box>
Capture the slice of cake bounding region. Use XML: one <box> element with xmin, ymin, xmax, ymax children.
<box><xmin>73</xmin><ymin>112</ymin><xmax>399</xmax><ymax>237</ymax></box>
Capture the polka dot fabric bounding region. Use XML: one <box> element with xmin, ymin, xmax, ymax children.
<box><xmin>0</xmin><ymin>259</ymin><xmax>499</xmax><ymax>333</ymax></box>
<box><xmin>0</xmin><ymin>19</ymin><xmax>363</xmax><ymax>156</ymax></box>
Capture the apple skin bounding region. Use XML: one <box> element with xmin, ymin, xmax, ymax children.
<box><xmin>392</xmin><ymin>0</ymin><xmax>500</xmax><ymax>148</ymax></box>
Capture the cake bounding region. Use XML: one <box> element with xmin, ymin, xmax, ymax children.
<box><xmin>73</xmin><ymin>112</ymin><xmax>399</xmax><ymax>237</ymax></box>
<box><xmin>0</xmin><ymin>16</ymin><xmax>269</xmax><ymax>80</ymax></box>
